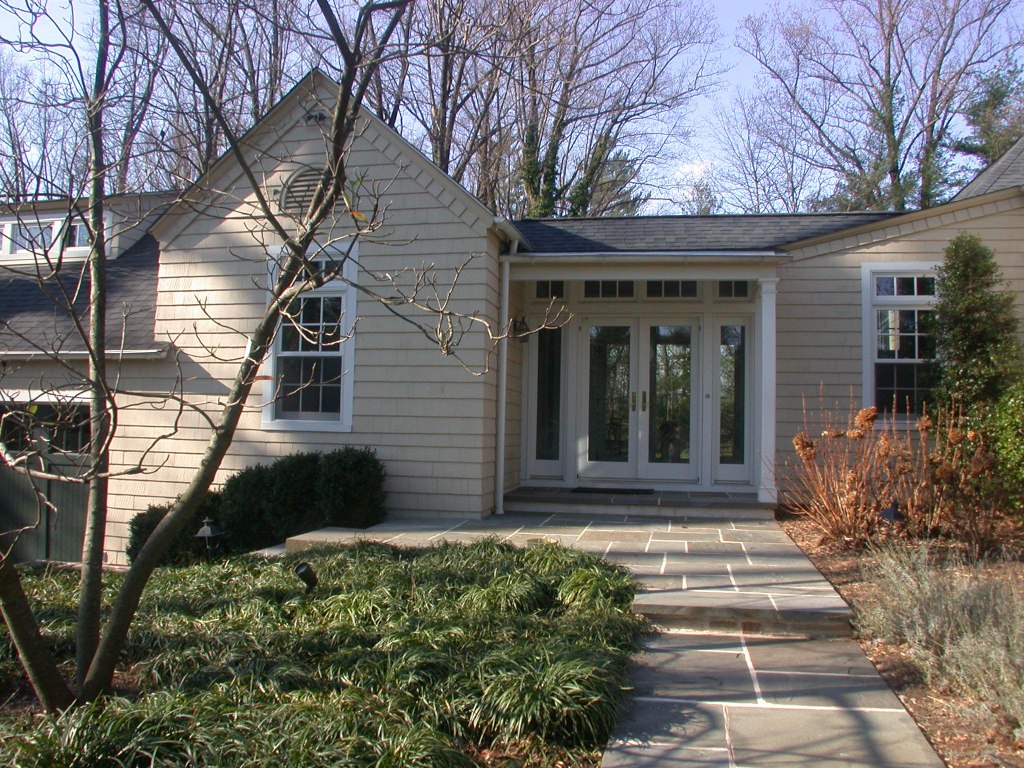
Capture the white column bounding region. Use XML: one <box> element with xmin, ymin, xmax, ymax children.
<box><xmin>757</xmin><ymin>278</ymin><xmax>779</xmax><ymax>504</ymax></box>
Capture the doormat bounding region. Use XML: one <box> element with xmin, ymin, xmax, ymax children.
<box><xmin>571</xmin><ymin>487</ymin><xmax>655</xmax><ymax>495</ymax></box>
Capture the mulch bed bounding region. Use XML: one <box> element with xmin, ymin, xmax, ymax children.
<box><xmin>777</xmin><ymin>509</ymin><xmax>1024</xmax><ymax>768</ymax></box>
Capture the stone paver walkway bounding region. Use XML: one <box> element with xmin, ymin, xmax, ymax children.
<box><xmin>287</xmin><ymin>511</ymin><xmax>944</xmax><ymax>768</ymax></box>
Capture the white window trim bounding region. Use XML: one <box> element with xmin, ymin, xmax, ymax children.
<box><xmin>260</xmin><ymin>242</ymin><xmax>359</xmax><ymax>432</ymax></box>
<box><xmin>1</xmin><ymin>213</ymin><xmax>105</xmax><ymax>261</ymax></box>
<box><xmin>861</xmin><ymin>261</ymin><xmax>939</xmax><ymax>412</ymax></box>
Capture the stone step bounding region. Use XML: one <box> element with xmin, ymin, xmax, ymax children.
<box><xmin>632</xmin><ymin>589</ymin><xmax>853</xmax><ymax>638</ymax></box>
<box><xmin>503</xmin><ymin>497</ymin><xmax>775</xmax><ymax>521</ymax></box>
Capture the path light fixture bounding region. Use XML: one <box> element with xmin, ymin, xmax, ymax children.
<box><xmin>194</xmin><ymin>517</ymin><xmax>225</xmax><ymax>553</ymax></box>
<box><xmin>878</xmin><ymin>501</ymin><xmax>906</xmax><ymax>523</ymax></box>
<box><xmin>294</xmin><ymin>562</ymin><xmax>318</xmax><ymax>593</ymax></box>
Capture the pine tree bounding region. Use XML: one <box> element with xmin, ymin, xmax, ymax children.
<box><xmin>931</xmin><ymin>232</ymin><xmax>1023</xmax><ymax>411</ymax></box>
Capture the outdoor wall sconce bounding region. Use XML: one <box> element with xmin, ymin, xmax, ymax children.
<box><xmin>194</xmin><ymin>518</ymin><xmax>225</xmax><ymax>551</ymax></box>
<box><xmin>294</xmin><ymin>562</ymin><xmax>318</xmax><ymax>593</ymax></box>
<box><xmin>511</xmin><ymin>316</ymin><xmax>530</xmax><ymax>341</ymax></box>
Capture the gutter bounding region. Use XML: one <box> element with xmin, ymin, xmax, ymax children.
<box><xmin>0</xmin><ymin>345</ymin><xmax>171</xmax><ymax>361</ymax></box>
<box><xmin>506</xmin><ymin>250</ymin><xmax>784</xmax><ymax>263</ymax></box>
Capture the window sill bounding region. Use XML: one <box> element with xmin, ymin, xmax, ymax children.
<box><xmin>260</xmin><ymin>416</ymin><xmax>353</xmax><ymax>433</ymax></box>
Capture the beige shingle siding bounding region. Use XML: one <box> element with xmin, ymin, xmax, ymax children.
<box><xmin>89</xmin><ymin>97</ymin><xmax>505</xmax><ymax>562</ymax></box>
<box><xmin>776</xmin><ymin>194</ymin><xmax>1024</xmax><ymax>483</ymax></box>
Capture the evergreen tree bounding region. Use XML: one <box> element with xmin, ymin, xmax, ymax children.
<box><xmin>952</xmin><ymin>62</ymin><xmax>1024</xmax><ymax>168</ymax></box>
<box><xmin>931</xmin><ymin>232</ymin><xmax>1023</xmax><ymax>411</ymax></box>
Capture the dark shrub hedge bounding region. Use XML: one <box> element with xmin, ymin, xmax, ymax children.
<box><xmin>317</xmin><ymin>446</ymin><xmax>387</xmax><ymax>529</ymax></box>
<box><xmin>126</xmin><ymin>492</ymin><xmax>223</xmax><ymax>565</ymax></box>
<box><xmin>127</xmin><ymin>448</ymin><xmax>387</xmax><ymax>561</ymax></box>
<box><xmin>218</xmin><ymin>447</ymin><xmax>386</xmax><ymax>552</ymax></box>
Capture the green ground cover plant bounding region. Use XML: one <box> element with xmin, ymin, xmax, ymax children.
<box><xmin>0</xmin><ymin>539</ymin><xmax>645</xmax><ymax>767</ymax></box>
<box><xmin>856</xmin><ymin>545</ymin><xmax>1024</xmax><ymax>740</ymax></box>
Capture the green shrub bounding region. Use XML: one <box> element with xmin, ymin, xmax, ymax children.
<box><xmin>219</xmin><ymin>452</ymin><xmax>321</xmax><ymax>552</ymax></box>
<box><xmin>219</xmin><ymin>448</ymin><xmax>386</xmax><ymax>552</ymax></box>
<box><xmin>126</xmin><ymin>449</ymin><xmax>386</xmax><ymax>560</ymax></box>
<box><xmin>992</xmin><ymin>379</ymin><xmax>1024</xmax><ymax>509</ymax></box>
<box><xmin>126</xmin><ymin>492</ymin><xmax>224</xmax><ymax>565</ymax></box>
<box><xmin>931</xmin><ymin>232</ymin><xmax>1023</xmax><ymax>412</ymax></box>
<box><xmin>318</xmin><ymin>447</ymin><xmax>386</xmax><ymax>529</ymax></box>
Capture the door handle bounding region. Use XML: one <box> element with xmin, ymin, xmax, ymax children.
<box><xmin>631</xmin><ymin>392</ymin><xmax>636</xmax><ymax>412</ymax></box>
<box><xmin>641</xmin><ymin>391</ymin><xmax>647</xmax><ymax>411</ymax></box>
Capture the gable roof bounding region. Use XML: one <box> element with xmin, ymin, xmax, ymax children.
<box><xmin>952</xmin><ymin>135</ymin><xmax>1024</xmax><ymax>201</ymax></box>
<box><xmin>514</xmin><ymin>213</ymin><xmax>895</xmax><ymax>255</ymax></box>
<box><xmin>0</xmin><ymin>234</ymin><xmax>164</xmax><ymax>358</ymax></box>
<box><xmin>152</xmin><ymin>69</ymin><xmax>504</xmax><ymax>246</ymax></box>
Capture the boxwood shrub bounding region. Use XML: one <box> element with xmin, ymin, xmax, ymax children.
<box><xmin>127</xmin><ymin>447</ymin><xmax>387</xmax><ymax>561</ymax></box>
<box><xmin>993</xmin><ymin>380</ymin><xmax>1024</xmax><ymax>510</ymax></box>
<box><xmin>126</xmin><ymin>492</ymin><xmax>223</xmax><ymax>565</ymax></box>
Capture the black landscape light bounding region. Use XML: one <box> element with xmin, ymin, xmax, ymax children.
<box><xmin>294</xmin><ymin>562</ymin><xmax>318</xmax><ymax>593</ymax></box>
<box><xmin>194</xmin><ymin>517</ymin><xmax>225</xmax><ymax>552</ymax></box>
<box><xmin>878</xmin><ymin>502</ymin><xmax>906</xmax><ymax>523</ymax></box>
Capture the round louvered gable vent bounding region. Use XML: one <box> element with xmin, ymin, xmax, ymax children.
<box><xmin>280</xmin><ymin>168</ymin><xmax>333</xmax><ymax>215</ymax></box>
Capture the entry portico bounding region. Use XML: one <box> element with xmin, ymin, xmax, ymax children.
<box><xmin>498</xmin><ymin>214</ymin><xmax>893</xmax><ymax>508</ymax></box>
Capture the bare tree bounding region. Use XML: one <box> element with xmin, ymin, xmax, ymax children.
<box><xmin>362</xmin><ymin>0</ymin><xmax>719</xmax><ymax>218</ymax></box>
<box><xmin>712</xmin><ymin>87</ymin><xmax>831</xmax><ymax>213</ymax></box>
<box><xmin>0</xmin><ymin>0</ymin><xmax>416</xmax><ymax>710</ymax></box>
<box><xmin>513</xmin><ymin>0</ymin><xmax>718</xmax><ymax>218</ymax></box>
<box><xmin>737</xmin><ymin>0</ymin><xmax>1022</xmax><ymax>211</ymax></box>
<box><xmin>0</xmin><ymin>0</ymin><xmax>561</xmax><ymax>711</ymax></box>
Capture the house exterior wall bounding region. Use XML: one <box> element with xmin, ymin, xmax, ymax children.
<box><xmin>775</xmin><ymin>193</ymin><xmax>1024</xmax><ymax>489</ymax></box>
<box><xmin>96</xmin><ymin>104</ymin><xmax>507</xmax><ymax>562</ymax></box>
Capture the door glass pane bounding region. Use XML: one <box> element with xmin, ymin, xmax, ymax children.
<box><xmin>588</xmin><ymin>326</ymin><xmax>631</xmax><ymax>462</ymax></box>
<box><xmin>719</xmin><ymin>325</ymin><xmax>746</xmax><ymax>465</ymax></box>
<box><xmin>535</xmin><ymin>328</ymin><xmax>561</xmax><ymax>461</ymax></box>
<box><xmin>648</xmin><ymin>325</ymin><xmax>691</xmax><ymax>464</ymax></box>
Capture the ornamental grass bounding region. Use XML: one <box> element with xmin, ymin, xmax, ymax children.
<box><xmin>787</xmin><ymin>396</ymin><xmax>1015</xmax><ymax>556</ymax></box>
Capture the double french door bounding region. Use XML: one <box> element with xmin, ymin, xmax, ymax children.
<box><xmin>577</xmin><ymin>317</ymin><xmax>749</xmax><ymax>485</ymax></box>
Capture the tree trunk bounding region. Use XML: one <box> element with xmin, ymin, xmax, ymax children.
<box><xmin>75</xmin><ymin>0</ymin><xmax>112</xmax><ymax>694</ymax></box>
<box><xmin>0</xmin><ymin>555</ymin><xmax>74</xmax><ymax>712</ymax></box>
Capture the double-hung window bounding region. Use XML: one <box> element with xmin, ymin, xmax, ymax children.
<box><xmin>863</xmin><ymin>265</ymin><xmax>937</xmax><ymax>415</ymax></box>
<box><xmin>263</xmin><ymin>245</ymin><xmax>357</xmax><ymax>431</ymax></box>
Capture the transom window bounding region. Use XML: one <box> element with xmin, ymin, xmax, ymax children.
<box><xmin>718</xmin><ymin>280</ymin><xmax>749</xmax><ymax>299</ymax></box>
<box><xmin>647</xmin><ymin>280</ymin><xmax>698</xmax><ymax>298</ymax></box>
<box><xmin>535</xmin><ymin>280</ymin><xmax>565</xmax><ymax>299</ymax></box>
<box><xmin>866</xmin><ymin>268</ymin><xmax>937</xmax><ymax>415</ymax></box>
<box><xmin>583</xmin><ymin>280</ymin><xmax>634</xmax><ymax>299</ymax></box>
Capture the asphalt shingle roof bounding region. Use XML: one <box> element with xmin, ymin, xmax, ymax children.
<box><xmin>0</xmin><ymin>234</ymin><xmax>161</xmax><ymax>355</ymax></box>
<box><xmin>514</xmin><ymin>213</ymin><xmax>896</xmax><ymax>254</ymax></box>
<box><xmin>952</xmin><ymin>136</ymin><xmax>1024</xmax><ymax>201</ymax></box>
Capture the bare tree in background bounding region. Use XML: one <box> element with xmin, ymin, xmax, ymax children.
<box><xmin>364</xmin><ymin>0</ymin><xmax>719</xmax><ymax>218</ymax></box>
<box><xmin>735</xmin><ymin>0</ymin><xmax>1022</xmax><ymax>211</ymax></box>
<box><xmin>711</xmin><ymin>88</ymin><xmax>830</xmax><ymax>213</ymax></box>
